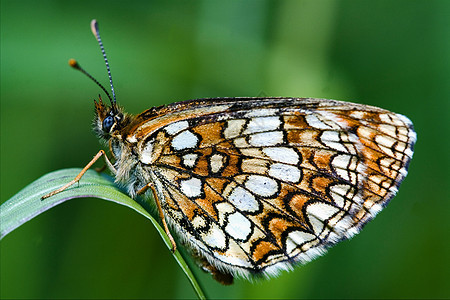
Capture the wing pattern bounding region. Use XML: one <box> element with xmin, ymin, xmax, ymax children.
<box><xmin>129</xmin><ymin>98</ymin><xmax>415</xmax><ymax>278</ymax></box>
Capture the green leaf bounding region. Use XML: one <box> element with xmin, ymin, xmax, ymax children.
<box><xmin>0</xmin><ymin>168</ymin><xmax>206</xmax><ymax>300</ymax></box>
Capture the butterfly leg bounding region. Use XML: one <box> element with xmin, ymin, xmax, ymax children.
<box><xmin>94</xmin><ymin>139</ymin><xmax>118</xmax><ymax>172</ymax></box>
<box><xmin>41</xmin><ymin>150</ymin><xmax>116</xmax><ymax>200</ymax></box>
<box><xmin>137</xmin><ymin>183</ymin><xmax>177</xmax><ymax>252</ymax></box>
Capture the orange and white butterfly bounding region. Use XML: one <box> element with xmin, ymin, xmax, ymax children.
<box><xmin>44</xmin><ymin>20</ymin><xmax>416</xmax><ymax>285</ymax></box>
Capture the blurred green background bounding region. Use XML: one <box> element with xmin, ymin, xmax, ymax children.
<box><xmin>1</xmin><ymin>0</ymin><xmax>449</xmax><ymax>299</ymax></box>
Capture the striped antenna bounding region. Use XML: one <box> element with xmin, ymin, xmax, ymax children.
<box><xmin>90</xmin><ymin>19</ymin><xmax>117</xmax><ymax>107</ymax></box>
<box><xmin>68</xmin><ymin>59</ymin><xmax>113</xmax><ymax>104</ymax></box>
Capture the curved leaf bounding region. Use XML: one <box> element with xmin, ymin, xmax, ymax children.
<box><xmin>0</xmin><ymin>168</ymin><xmax>206</xmax><ymax>300</ymax></box>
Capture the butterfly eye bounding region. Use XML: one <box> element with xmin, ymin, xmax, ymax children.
<box><xmin>102</xmin><ymin>115</ymin><xmax>114</xmax><ymax>132</ymax></box>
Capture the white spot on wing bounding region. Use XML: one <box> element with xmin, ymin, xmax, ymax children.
<box><xmin>332</xmin><ymin>154</ymin><xmax>352</xmax><ymax>170</ymax></box>
<box><xmin>225</xmin><ymin>212</ymin><xmax>252</xmax><ymax>240</ymax></box>
<box><xmin>201</xmin><ymin>223</ymin><xmax>227</xmax><ymax>249</ymax></box>
<box><xmin>249</xmin><ymin>131</ymin><xmax>284</xmax><ymax>147</ymax></box>
<box><xmin>245</xmin><ymin>175</ymin><xmax>278</xmax><ymax>197</ymax></box>
<box><xmin>375</xmin><ymin>134</ymin><xmax>396</xmax><ymax>149</ymax></box>
<box><xmin>234</xmin><ymin>137</ymin><xmax>249</xmax><ymax>148</ymax></box>
<box><xmin>180</xmin><ymin>177</ymin><xmax>202</xmax><ymax>198</ymax></box>
<box><xmin>210</xmin><ymin>154</ymin><xmax>224</xmax><ymax>173</ymax></box>
<box><xmin>229</xmin><ymin>186</ymin><xmax>259</xmax><ymax>212</ymax></box>
<box><xmin>378</xmin><ymin>124</ymin><xmax>397</xmax><ymax>136</ymax></box>
<box><xmin>307</xmin><ymin>202</ymin><xmax>340</xmax><ymax>222</ymax></box>
<box><xmin>224</xmin><ymin>119</ymin><xmax>246</xmax><ymax>139</ymax></box>
<box><xmin>182</xmin><ymin>153</ymin><xmax>198</xmax><ymax>168</ymax></box>
<box><xmin>263</xmin><ymin>147</ymin><xmax>299</xmax><ymax>164</ymax></box>
<box><xmin>165</xmin><ymin>120</ymin><xmax>189</xmax><ymax>135</ymax></box>
<box><xmin>192</xmin><ymin>215</ymin><xmax>206</xmax><ymax>229</ymax></box>
<box><xmin>379</xmin><ymin>113</ymin><xmax>393</xmax><ymax>124</ymax></box>
<box><xmin>140</xmin><ymin>140</ymin><xmax>154</xmax><ymax>164</ymax></box>
<box><xmin>244</xmin><ymin>116</ymin><xmax>281</xmax><ymax>134</ymax></box>
<box><xmin>269</xmin><ymin>163</ymin><xmax>301</xmax><ymax>183</ymax></box>
<box><xmin>172</xmin><ymin>130</ymin><xmax>198</xmax><ymax>150</ymax></box>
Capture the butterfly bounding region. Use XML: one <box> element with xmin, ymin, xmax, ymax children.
<box><xmin>43</xmin><ymin>20</ymin><xmax>416</xmax><ymax>285</ymax></box>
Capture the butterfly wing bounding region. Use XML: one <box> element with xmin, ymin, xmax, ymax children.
<box><xmin>131</xmin><ymin>97</ymin><xmax>416</xmax><ymax>278</ymax></box>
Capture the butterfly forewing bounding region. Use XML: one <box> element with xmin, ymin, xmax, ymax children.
<box><xmin>120</xmin><ymin>97</ymin><xmax>415</xmax><ymax>277</ymax></box>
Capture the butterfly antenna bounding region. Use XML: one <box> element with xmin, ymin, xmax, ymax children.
<box><xmin>90</xmin><ymin>19</ymin><xmax>117</xmax><ymax>108</ymax></box>
<box><xmin>68</xmin><ymin>59</ymin><xmax>113</xmax><ymax>104</ymax></box>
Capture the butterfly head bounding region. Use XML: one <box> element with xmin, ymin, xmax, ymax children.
<box><xmin>93</xmin><ymin>94</ymin><xmax>129</xmax><ymax>139</ymax></box>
